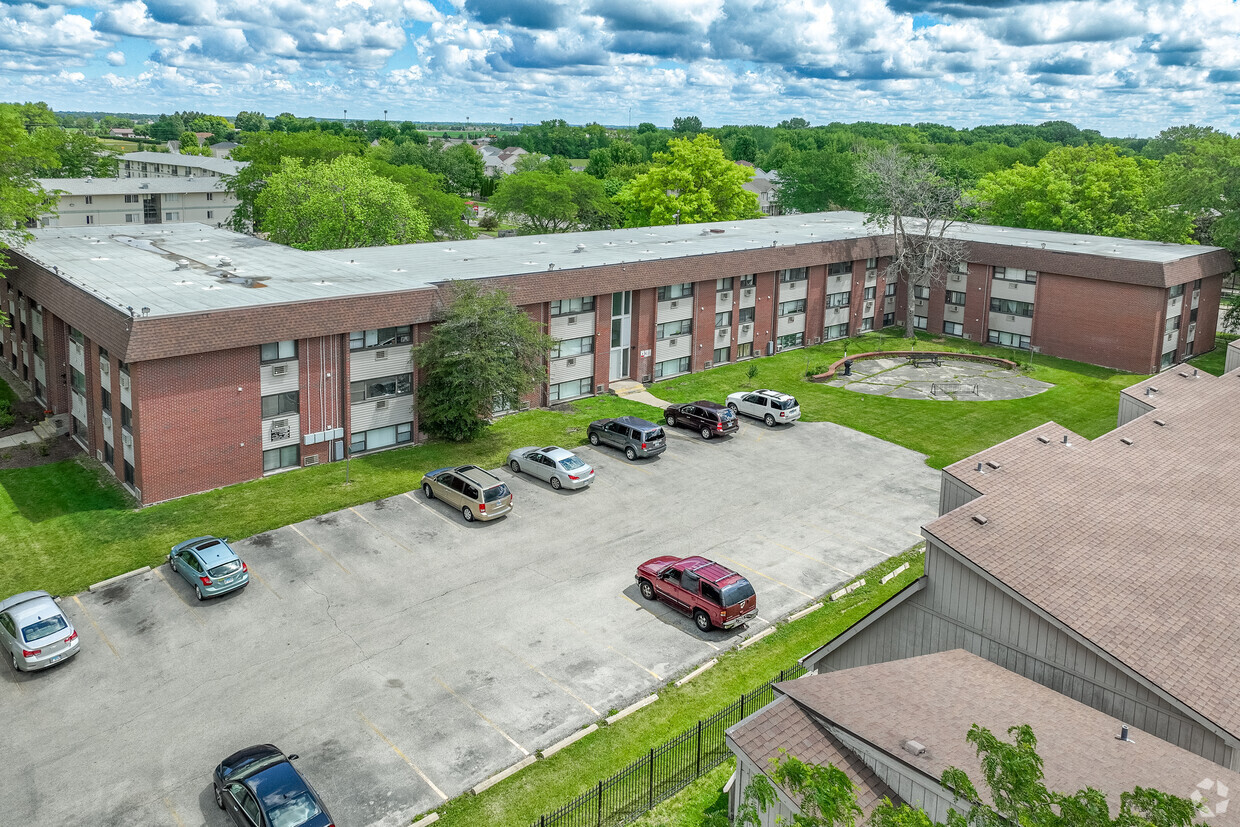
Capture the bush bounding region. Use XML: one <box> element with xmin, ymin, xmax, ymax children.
<box><xmin>0</xmin><ymin>400</ymin><xmax>15</xmax><ymax>430</ymax></box>
<box><xmin>746</xmin><ymin>362</ymin><xmax>758</xmax><ymax>382</ymax></box>
<box><xmin>478</xmin><ymin>213</ymin><xmax>499</xmax><ymax>230</ymax></box>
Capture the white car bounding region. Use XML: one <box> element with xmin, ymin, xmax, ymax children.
<box><xmin>0</xmin><ymin>591</ymin><xmax>80</xmax><ymax>672</ymax></box>
<box><xmin>726</xmin><ymin>389</ymin><xmax>801</xmax><ymax>426</ymax></box>
<box><xmin>508</xmin><ymin>446</ymin><xmax>595</xmax><ymax>490</ymax></box>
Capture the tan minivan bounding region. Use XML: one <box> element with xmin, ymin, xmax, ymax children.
<box><xmin>420</xmin><ymin>464</ymin><xmax>513</xmax><ymax>522</ymax></box>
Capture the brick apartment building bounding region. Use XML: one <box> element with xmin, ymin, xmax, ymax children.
<box><xmin>0</xmin><ymin>211</ymin><xmax>1229</xmax><ymax>504</ymax></box>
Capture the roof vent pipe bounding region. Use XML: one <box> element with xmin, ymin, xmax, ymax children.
<box><xmin>1116</xmin><ymin>725</ymin><xmax>1132</xmax><ymax>742</ymax></box>
<box><xmin>1062</xmin><ymin>435</ymin><xmax>1070</xmax><ymax>444</ymax></box>
<box><xmin>976</xmin><ymin>462</ymin><xmax>984</xmax><ymax>473</ymax></box>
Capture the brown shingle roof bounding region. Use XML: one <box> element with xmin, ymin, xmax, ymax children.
<box><xmin>928</xmin><ymin>370</ymin><xmax>1240</xmax><ymax>737</ymax></box>
<box><xmin>777</xmin><ymin>650</ymin><xmax>1240</xmax><ymax>821</ymax></box>
<box><xmin>728</xmin><ymin>695</ymin><xmax>900</xmax><ymax>815</ymax></box>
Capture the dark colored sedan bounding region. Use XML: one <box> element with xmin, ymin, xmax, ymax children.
<box><xmin>213</xmin><ymin>744</ymin><xmax>334</xmax><ymax>827</ymax></box>
<box><xmin>663</xmin><ymin>400</ymin><xmax>739</xmax><ymax>440</ymax></box>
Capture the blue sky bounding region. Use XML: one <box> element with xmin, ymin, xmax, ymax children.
<box><xmin>2</xmin><ymin>0</ymin><xmax>1239</xmax><ymax>136</ymax></box>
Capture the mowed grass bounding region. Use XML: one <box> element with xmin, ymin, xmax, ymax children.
<box><xmin>656</xmin><ymin>331</ymin><xmax>1146</xmax><ymax>468</ymax></box>
<box><xmin>1188</xmin><ymin>334</ymin><xmax>1238</xmax><ymax>376</ymax></box>
<box><xmin>434</xmin><ymin>549</ymin><xmax>924</xmax><ymax>827</ymax></box>
<box><xmin>0</xmin><ymin>394</ymin><xmax>656</xmax><ymax>598</ymax></box>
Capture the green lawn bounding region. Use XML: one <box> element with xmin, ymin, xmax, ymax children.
<box><xmin>656</xmin><ymin>331</ymin><xmax>1145</xmax><ymax>468</ymax></box>
<box><xmin>433</xmin><ymin>549</ymin><xmax>924</xmax><ymax>827</ymax></box>
<box><xmin>627</xmin><ymin>759</ymin><xmax>733</xmax><ymax>827</ymax></box>
<box><xmin>1188</xmin><ymin>334</ymin><xmax>1238</xmax><ymax>377</ymax></box>
<box><xmin>0</xmin><ymin>395</ymin><xmax>655</xmax><ymax>598</ymax></box>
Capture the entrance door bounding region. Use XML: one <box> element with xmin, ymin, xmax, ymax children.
<box><xmin>609</xmin><ymin>291</ymin><xmax>631</xmax><ymax>380</ymax></box>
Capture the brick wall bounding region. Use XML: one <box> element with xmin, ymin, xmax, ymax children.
<box><xmin>591</xmin><ymin>294</ymin><xmax>611</xmax><ymax>392</ymax></box>
<box><xmin>1031</xmin><ymin>273</ymin><xmax>1165</xmax><ymax>373</ymax></box>
<box><xmin>752</xmin><ymin>271</ymin><xmax>777</xmax><ymax>357</ymax></box>
<box><xmin>692</xmin><ymin>278</ymin><xmax>716</xmax><ymax>372</ymax></box>
<box><xmin>632</xmin><ymin>288</ymin><xmax>656</xmax><ymax>381</ymax></box>
<box><xmin>806</xmin><ymin>264</ymin><xmax>827</xmax><ymax>342</ymax></box>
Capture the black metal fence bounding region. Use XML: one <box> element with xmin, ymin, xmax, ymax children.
<box><xmin>530</xmin><ymin>664</ymin><xmax>807</xmax><ymax>827</ymax></box>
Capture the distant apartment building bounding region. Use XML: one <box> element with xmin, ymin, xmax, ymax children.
<box><xmin>35</xmin><ymin>177</ymin><xmax>238</xmax><ymax>229</ymax></box>
<box><xmin>117</xmin><ymin>151</ymin><xmax>246</xmax><ymax>179</ymax></box>
<box><xmin>0</xmin><ymin>212</ymin><xmax>1228</xmax><ymax>504</ymax></box>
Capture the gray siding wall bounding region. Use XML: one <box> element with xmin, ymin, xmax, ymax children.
<box><xmin>938</xmin><ymin>471</ymin><xmax>981</xmax><ymax>516</ymax></box>
<box><xmin>1117</xmin><ymin>393</ymin><xmax>1155</xmax><ymax>426</ymax></box>
<box><xmin>829</xmin><ymin>727</ymin><xmax>962</xmax><ymax>824</ymax></box>
<box><xmin>729</xmin><ymin>749</ymin><xmax>802</xmax><ymax>827</ymax></box>
<box><xmin>811</xmin><ymin>541</ymin><xmax>1237</xmax><ymax>769</ymax></box>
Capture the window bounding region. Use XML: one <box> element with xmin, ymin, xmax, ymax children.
<box><xmin>739</xmin><ymin>307</ymin><xmax>755</xmax><ymax>324</ymax></box>
<box><xmin>551</xmin><ymin>335</ymin><xmax>594</xmax><ymax>358</ymax></box>
<box><xmin>740</xmin><ymin>274</ymin><xmax>756</xmax><ymax>288</ymax></box>
<box><xmin>777</xmin><ymin>332</ymin><xmax>804</xmax><ymax>349</ymax></box>
<box><xmin>206</xmin><ymin>192</ymin><xmax>214</xmax><ymax>201</ymax></box>
<box><xmin>654</xmin><ymin>357</ymin><xmax>690</xmax><ymax>378</ymax></box>
<box><xmin>164</xmin><ymin>212</ymin><xmax>179</xmax><ymax>221</ymax></box>
<box><xmin>350</xmin><ymin>422</ymin><xmax>412</xmax><ymax>453</ymax></box>
<box><xmin>1169</xmin><ymin>284</ymin><xmax>1185</xmax><ymax>298</ymax></box>
<box><xmin>715</xmin><ymin>311</ymin><xmax>732</xmax><ymax>328</ymax></box>
<box><xmin>85</xmin><ymin>196</ymin><xmax>93</xmax><ymax>205</ymax></box>
<box><xmin>350</xmin><ymin>373</ymin><xmax>413</xmax><ymax>403</ymax></box>
<box><xmin>657</xmin><ymin>283</ymin><xmax>693</xmax><ymax>301</ymax></box>
<box><xmin>101</xmin><ymin>388</ymin><xmax>111</xmax><ymax>412</ymax></box>
<box><xmin>99</xmin><ymin>346</ymin><xmax>108</xmax><ymax>362</ymax></box>
<box><xmin>1167</xmin><ymin>315</ymin><xmax>1181</xmax><ymax>332</ymax></box>
<box><xmin>827</xmin><ymin>261</ymin><xmax>853</xmax><ymax>276</ymax></box>
<box><xmin>103</xmin><ymin>441</ymin><xmax>114</xmax><ymax>467</ymax></box>
<box><xmin>551</xmin><ymin>296</ymin><xmax>595</xmax><ymax>316</ymax></box>
<box><xmin>953</xmin><ymin>261</ymin><xmax>968</xmax><ymax>274</ymax></box>
<box><xmin>263</xmin><ymin>444</ymin><xmax>299</xmax><ymax>472</ymax></box>
<box><xmin>656</xmin><ymin>319</ymin><xmax>692</xmax><ymax>339</ymax></box>
<box><xmin>883</xmin><ymin>312</ymin><xmax>894</xmax><ymax>327</ymax></box>
<box><xmin>1160</xmin><ymin>350</ymin><xmax>1175</xmax><ymax>368</ymax></box>
<box><xmin>825</xmin><ymin>323</ymin><xmax>849</xmax><ymax>340</ymax></box>
<box><xmin>913</xmin><ymin>285</ymin><xmax>930</xmax><ymax>300</ymax></box>
<box><xmin>993</xmin><ymin>266</ymin><xmax>1037</xmax><ymax>283</ymax></box>
<box><xmin>914</xmin><ymin>315</ymin><xmax>927</xmax><ymax>330</ymax></box>
<box><xmin>943</xmin><ymin>321</ymin><xmax>964</xmax><ymax>336</ymax></box>
<box><xmin>123</xmin><ymin>460</ymin><xmax>135</xmax><ymax>485</ymax></box>
<box><xmin>124</xmin><ymin>194</ymin><xmax>139</xmax><ymax>203</ymax></box>
<box><xmin>206</xmin><ymin>211</ymin><xmax>214</xmax><ymax>219</ymax></box>
<box><xmin>737</xmin><ymin>342</ymin><xmax>753</xmax><ymax>359</ymax></box>
<box><xmin>827</xmin><ymin>291</ymin><xmax>850</xmax><ymax>308</ymax></box>
<box><xmin>945</xmin><ymin>290</ymin><xmax>966</xmax><ymax>306</ymax></box>
<box><xmin>866</xmin><ymin>257</ymin><xmax>877</xmax><ymax>270</ymax></box>
<box><xmin>121</xmin><ymin>404</ymin><xmax>132</xmax><ymax>431</ymax></box>
<box><xmin>349</xmin><ymin>326</ymin><xmax>411</xmax><ymax>350</ymax></box>
<box><xmin>884</xmin><ymin>282</ymin><xmax>897</xmax><ymax>297</ymax></box>
<box><xmin>778</xmin><ymin>299</ymin><xmax>806</xmax><ymax>316</ymax></box>
<box><xmin>70</xmin><ymin>368</ymin><xmax>85</xmax><ymax>396</ymax></box>
<box><xmin>1190</xmin><ymin>307</ymin><xmax>1199</xmax><ymax>323</ymax></box>
<box><xmin>989</xmin><ymin>298</ymin><xmax>1034</xmax><ymax>317</ymax></box>
<box><xmin>988</xmin><ymin>329</ymin><xmax>1031</xmax><ymax>349</ymax></box>
<box><xmin>125</xmin><ymin>214</ymin><xmax>136</xmax><ymax>223</ymax></box>
<box><xmin>31</xmin><ymin>337</ymin><xmax>43</xmax><ymax>359</ymax></box>
<box><xmin>261</xmin><ymin>391</ymin><xmax>299</xmax><ymax>419</ymax></box>
<box><xmin>69</xmin><ymin>327</ymin><xmax>84</xmax><ymax>347</ymax></box>
<box><xmin>549</xmin><ymin>377</ymin><xmax>593</xmax><ymax>401</ymax></box>
<box><xmin>861</xmin><ymin>317</ymin><xmax>873</xmax><ymax>331</ymax></box>
<box><xmin>260</xmin><ymin>340</ymin><xmax>297</xmax><ymax>362</ymax></box>
<box><xmin>716</xmin><ymin>277</ymin><xmax>734</xmax><ymax>292</ymax></box>
<box><xmin>780</xmin><ymin>268</ymin><xmax>807</xmax><ymax>283</ymax></box>
<box><xmin>864</xmin><ymin>286</ymin><xmax>876</xmax><ymax>301</ymax></box>
<box><xmin>713</xmin><ymin>346</ymin><xmax>730</xmax><ymax>364</ymax></box>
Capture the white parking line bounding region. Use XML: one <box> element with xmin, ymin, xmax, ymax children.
<box><xmin>433</xmin><ymin>676</ymin><xmax>530</xmax><ymax>756</ymax></box>
<box><xmin>715</xmin><ymin>554</ymin><xmax>814</xmax><ymax>598</ymax></box>
<box><xmin>496</xmin><ymin>643</ymin><xmax>600</xmax><ymax>716</ymax></box>
<box><xmin>562</xmin><ymin>617</ymin><xmax>661</xmax><ymax>679</ymax></box>
<box><xmin>152</xmin><ymin>568</ymin><xmax>207</xmax><ymax>626</ymax></box>
<box><xmin>290</xmin><ymin>525</ymin><xmax>353</xmax><ymax>575</ymax></box>
<box><xmin>403</xmin><ymin>491</ymin><xmax>461</xmax><ymax>527</ymax></box>
<box><xmin>358</xmin><ymin>710</ymin><xmax>448</xmax><ymax>800</ymax></box>
<box><xmin>349</xmin><ymin>506</ymin><xmax>422</xmax><ymax>553</ymax></box>
<box><xmin>762</xmin><ymin>532</ymin><xmax>857</xmax><ymax>576</ymax></box>
<box><xmin>70</xmin><ymin>595</ymin><xmax>119</xmax><ymax>659</ymax></box>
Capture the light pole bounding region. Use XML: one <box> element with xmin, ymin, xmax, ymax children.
<box><xmin>383</xmin><ymin>109</ymin><xmax>387</xmax><ymax>122</ymax></box>
<box><xmin>343</xmin><ymin>108</ymin><xmax>347</xmax><ymax>126</ymax></box>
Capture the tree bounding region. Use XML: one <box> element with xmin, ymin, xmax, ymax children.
<box><xmin>254</xmin><ymin>155</ymin><xmax>430</xmax><ymax>250</ymax></box>
<box><xmin>730</xmin><ymin>133</ymin><xmax>758</xmax><ymax>164</ymax></box>
<box><xmin>637</xmin><ymin>122</ymin><xmax>659</xmax><ymax>134</ymax></box>
<box><xmin>617</xmin><ymin>134</ymin><xmax>762</xmax><ymax>227</ymax></box>
<box><xmin>439</xmin><ymin>142</ymin><xmax>486</xmax><ymax>195</ymax></box>
<box><xmin>148</xmin><ymin>114</ymin><xmax>186</xmax><ymax>142</ymax></box>
<box><xmin>32</xmin><ymin>128</ymin><xmax>118</xmax><ymax>177</ymax></box>
<box><xmin>234</xmin><ymin>111</ymin><xmax>268</xmax><ymax>133</ymax></box>
<box><xmin>487</xmin><ymin>170</ymin><xmax>615</xmax><ymax>233</ymax></box>
<box><xmin>732</xmin><ymin>724</ymin><xmax>1200</xmax><ymax>827</ymax></box>
<box><xmin>776</xmin><ymin>148</ymin><xmax>859</xmax><ymax>212</ymax></box>
<box><xmin>1222</xmin><ymin>293</ymin><xmax>1240</xmax><ymax>335</ymax></box>
<box><xmin>0</xmin><ymin>105</ymin><xmax>59</xmax><ymax>326</ymax></box>
<box><xmin>859</xmin><ymin>146</ymin><xmax>969</xmax><ymax>338</ymax></box>
<box><xmin>970</xmin><ymin>145</ymin><xmax>1193</xmax><ymax>243</ymax></box>
<box><xmin>778</xmin><ymin>117</ymin><xmax>811</xmax><ymax>130</ymax></box>
<box><xmin>178</xmin><ymin>132</ymin><xmax>213</xmax><ymax>156</ymax></box>
<box><xmin>1161</xmin><ymin>132</ymin><xmax>1240</xmax><ymax>256</ymax></box>
<box><xmin>363</xmin><ymin>159</ymin><xmax>474</xmax><ymax>240</ymax></box>
<box><xmin>673</xmin><ymin>115</ymin><xmax>703</xmax><ymax>134</ymax></box>
<box><xmin>415</xmin><ymin>283</ymin><xmax>557</xmax><ymax>441</ymax></box>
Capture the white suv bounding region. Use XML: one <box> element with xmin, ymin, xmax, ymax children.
<box><xmin>726</xmin><ymin>389</ymin><xmax>801</xmax><ymax>426</ymax></box>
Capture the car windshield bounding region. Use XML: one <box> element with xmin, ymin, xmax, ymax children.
<box><xmin>774</xmin><ymin>398</ymin><xmax>798</xmax><ymax>410</ymax></box>
<box><xmin>559</xmin><ymin>456</ymin><xmax>586</xmax><ymax>471</ymax></box>
<box><xmin>643</xmin><ymin>428</ymin><xmax>665</xmax><ymax>441</ymax></box>
<box><xmin>22</xmin><ymin>615</ymin><xmax>67</xmax><ymax>643</ymax></box>
<box><xmin>209</xmin><ymin>560</ymin><xmax>243</xmax><ymax>577</ymax></box>
<box><xmin>484</xmin><ymin>484</ymin><xmax>510</xmax><ymax>502</ymax></box>
<box><xmin>267</xmin><ymin>791</ymin><xmax>323</xmax><ymax>827</ymax></box>
<box><xmin>719</xmin><ymin>408</ymin><xmax>735</xmax><ymax>420</ymax></box>
<box><xmin>721</xmin><ymin>579</ymin><xmax>756</xmax><ymax>606</ymax></box>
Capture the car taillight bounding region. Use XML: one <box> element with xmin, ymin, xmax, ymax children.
<box><xmin>64</xmin><ymin>630</ymin><xmax>78</xmax><ymax>644</ymax></box>
<box><xmin>199</xmin><ymin>576</ymin><xmax>211</xmax><ymax>586</ymax></box>
<box><xmin>241</xmin><ymin>562</ymin><xmax>248</xmax><ymax>573</ymax></box>
<box><xmin>479</xmin><ymin>503</ymin><xmax>486</xmax><ymax>512</ymax></box>
<box><xmin>22</xmin><ymin>648</ymin><xmax>41</xmax><ymax>657</ymax></box>
<box><xmin>716</xmin><ymin>422</ymin><xmax>723</xmax><ymax>431</ymax></box>
<box><xmin>641</xmin><ymin>442</ymin><xmax>647</xmax><ymax>449</ymax></box>
<box><xmin>568</xmin><ymin>475</ymin><xmax>580</xmax><ymax>481</ymax></box>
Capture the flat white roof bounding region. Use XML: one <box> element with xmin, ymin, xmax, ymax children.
<box><xmin>14</xmin><ymin>212</ymin><xmax>1224</xmax><ymax>319</ymax></box>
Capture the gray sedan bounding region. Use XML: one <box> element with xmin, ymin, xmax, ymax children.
<box><xmin>507</xmin><ymin>446</ymin><xmax>595</xmax><ymax>490</ymax></box>
<box><xmin>168</xmin><ymin>536</ymin><xmax>250</xmax><ymax>600</ymax></box>
<box><xmin>0</xmin><ymin>591</ymin><xmax>80</xmax><ymax>672</ymax></box>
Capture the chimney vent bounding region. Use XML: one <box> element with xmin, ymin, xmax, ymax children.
<box><xmin>985</xmin><ymin>460</ymin><xmax>1000</xmax><ymax>470</ymax></box>
<box><xmin>976</xmin><ymin>462</ymin><xmax>984</xmax><ymax>473</ymax></box>
<box><xmin>972</xmin><ymin>515</ymin><xmax>988</xmax><ymax>526</ymax></box>
<box><xmin>1036</xmin><ymin>436</ymin><xmax>1050</xmax><ymax>444</ymax></box>
<box><xmin>1154</xmin><ymin>419</ymin><xmax>1166</xmax><ymax>426</ymax></box>
<box><xmin>902</xmin><ymin>740</ymin><xmax>927</xmax><ymax>757</ymax></box>
<box><xmin>1120</xmin><ymin>437</ymin><xmax>1134</xmax><ymax>446</ymax></box>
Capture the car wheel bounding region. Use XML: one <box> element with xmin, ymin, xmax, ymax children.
<box><xmin>694</xmin><ymin>610</ymin><xmax>712</xmax><ymax>632</ymax></box>
<box><xmin>423</xmin><ymin>482</ymin><xmax>434</xmax><ymax>499</ymax></box>
<box><xmin>700</xmin><ymin>426</ymin><xmax>712</xmax><ymax>440</ymax></box>
<box><xmin>666</xmin><ymin>414</ymin><xmax>676</xmax><ymax>427</ymax></box>
<box><xmin>589</xmin><ymin>432</ymin><xmax>600</xmax><ymax>446</ymax></box>
<box><xmin>167</xmin><ymin>555</ymin><xmax>175</xmax><ymax>570</ymax></box>
<box><xmin>764</xmin><ymin>413</ymin><xmax>776</xmax><ymax>427</ymax></box>
<box><xmin>509</xmin><ymin>460</ymin><xmax>521</xmax><ymax>474</ymax></box>
<box><xmin>625</xmin><ymin>446</ymin><xmax>637</xmax><ymax>461</ymax></box>
<box><xmin>214</xmin><ymin>784</ymin><xmax>225</xmax><ymax>810</ymax></box>
<box><xmin>195</xmin><ymin>585</ymin><xmax>205</xmax><ymax>601</ymax></box>
<box><xmin>639</xmin><ymin>579</ymin><xmax>656</xmax><ymax>601</ymax></box>
<box><xmin>11</xmin><ymin>652</ymin><xmax>20</xmax><ymax>672</ymax></box>
<box><xmin>462</xmin><ymin>506</ymin><xmax>475</xmax><ymax>522</ymax></box>
<box><xmin>550</xmin><ymin>476</ymin><xmax>562</xmax><ymax>490</ymax></box>
<box><xmin>727</xmin><ymin>402</ymin><xmax>739</xmax><ymax>414</ymax></box>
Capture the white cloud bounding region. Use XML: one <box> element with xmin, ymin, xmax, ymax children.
<box><xmin>106</xmin><ymin>50</ymin><xmax>126</xmax><ymax>65</ymax></box>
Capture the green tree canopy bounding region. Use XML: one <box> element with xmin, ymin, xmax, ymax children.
<box><xmin>636</xmin><ymin>122</ymin><xmax>658</xmax><ymax>134</ymax></box>
<box><xmin>487</xmin><ymin>170</ymin><xmax>615</xmax><ymax>234</ymax></box>
<box><xmin>778</xmin><ymin>117</ymin><xmax>811</xmax><ymax>130</ymax></box>
<box><xmin>776</xmin><ymin>148</ymin><xmax>859</xmax><ymax>212</ymax></box>
<box><xmin>1161</xmin><ymin>132</ymin><xmax>1240</xmax><ymax>255</ymax></box>
<box><xmin>254</xmin><ymin>155</ymin><xmax>430</xmax><ymax>250</ymax></box>
<box><xmin>415</xmin><ymin>283</ymin><xmax>557</xmax><ymax>441</ymax></box>
<box><xmin>178</xmin><ymin>132</ymin><xmax>213</xmax><ymax>156</ymax></box>
<box><xmin>616</xmin><ymin>133</ymin><xmax>761</xmax><ymax>227</ymax></box>
<box><xmin>673</xmin><ymin>115</ymin><xmax>703</xmax><ymax>133</ymax></box>
<box><xmin>363</xmin><ymin>159</ymin><xmax>474</xmax><ymax>240</ymax></box>
<box><xmin>970</xmin><ymin>144</ymin><xmax>1193</xmax><ymax>243</ymax></box>
<box><xmin>234</xmin><ymin>111</ymin><xmax>268</xmax><ymax>133</ymax></box>
<box><xmin>32</xmin><ymin>128</ymin><xmax>118</xmax><ymax>177</ymax></box>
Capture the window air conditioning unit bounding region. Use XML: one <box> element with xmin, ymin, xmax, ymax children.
<box><xmin>717</xmin><ymin>328</ymin><xmax>727</xmax><ymax>338</ymax></box>
<box><xmin>597</xmin><ymin>383</ymin><xmax>606</xmax><ymax>393</ymax></box>
<box><xmin>721</xmin><ymin>292</ymin><xmax>730</xmax><ymax>300</ymax></box>
<box><xmin>375</xmin><ymin>350</ymin><xmax>388</xmax><ymax>360</ymax></box>
<box><xmin>814</xmin><ymin>337</ymin><xmax>821</xmax><ymax>344</ymax></box>
<box><xmin>269</xmin><ymin>419</ymin><xmax>291</xmax><ymax>440</ymax></box>
<box><xmin>704</xmin><ymin>361</ymin><xmax>712</xmax><ymax>369</ymax></box>
<box><xmin>565</xmin><ymin>357</ymin><xmax>576</xmax><ymax>367</ymax></box>
<box><xmin>271</xmin><ymin>363</ymin><xmax>288</xmax><ymax>377</ymax></box>
<box><xmin>670</xmin><ymin>300</ymin><xmax>678</xmax><ymax>309</ymax></box>
<box><xmin>787</xmin><ymin>316</ymin><xmax>795</xmax><ymax>323</ymax></box>
<box><xmin>1010</xmin><ymin>283</ymin><xmax>1019</xmax><ymax>290</ymax></box>
<box><xmin>96</xmin><ymin>450</ymin><xmax>102</xmax><ymax>462</ymax></box>
<box><xmin>520</xmin><ymin>400</ymin><xmax>531</xmax><ymax>411</ymax></box>
<box><xmin>375</xmin><ymin>399</ymin><xmax>388</xmax><ymax>410</ymax></box>
<box><xmin>669</xmin><ymin>338</ymin><xmax>678</xmax><ymax>346</ymax></box>
<box><xmin>1008</xmin><ymin>314</ymin><xmax>1016</xmax><ymax>321</ymax></box>
<box><xmin>744</xmin><ymin>289</ymin><xmax>753</xmax><ymax>298</ymax></box>
<box><xmin>100</xmin><ymin>362</ymin><xmax>110</xmax><ymax>375</ymax></box>
<box><xmin>864</xmin><ymin>301</ymin><xmax>874</xmax><ymax>313</ymax></box>
<box><xmin>741</xmin><ymin>324</ymin><xmax>750</xmax><ymax>332</ymax></box>
<box><xmin>120</xmin><ymin>376</ymin><xmax>130</xmax><ymax>390</ymax></box>
<box><xmin>122</xmin><ymin>433</ymin><xmax>133</xmax><ymax>447</ymax></box>
<box><xmin>567</xmin><ymin>315</ymin><xmax>576</xmax><ymax>325</ymax></box>
<box><xmin>952</xmin><ymin>274</ymin><xmax>961</xmax><ymax>282</ymax></box>
<box><xmin>303</xmin><ymin>455</ymin><xmax>319</xmax><ymax>467</ymax></box>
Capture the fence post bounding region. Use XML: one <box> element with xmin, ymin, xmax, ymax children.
<box><xmin>647</xmin><ymin>748</ymin><xmax>655</xmax><ymax>810</ymax></box>
<box><xmin>596</xmin><ymin>780</ymin><xmax>602</xmax><ymax>827</ymax></box>
<box><xmin>696</xmin><ymin>720</ymin><xmax>703</xmax><ymax>777</ymax></box>
<box><xmin>542</xmin><ymin>815</ymin><xmax>547</xmax><ymax>827</ymax></box>
<box><xmin>740</xmin><ymin>692</ymin><xmax>746</xmax><ymax>718</ymax></box>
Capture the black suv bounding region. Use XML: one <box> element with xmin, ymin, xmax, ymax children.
<box><xmin>663</xmin><ymin>400</ymin><xmax>739</xmax><ymax>440</ymax></box>
<box><xmin>587</xmin><ymin>416</ymin><xmax>667</xmax><ymax>460</ymax></box>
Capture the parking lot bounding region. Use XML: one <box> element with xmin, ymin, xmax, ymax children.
<box><xmin>1</xmin><ymin>420</ymin><xmax>939</xmax><ymax>827</ymax></box>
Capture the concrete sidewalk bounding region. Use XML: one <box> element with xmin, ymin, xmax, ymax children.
<box><xmin>609</xmin><ymin>380</ymin><xmax>670</xmax><ymax>409</ymax></box>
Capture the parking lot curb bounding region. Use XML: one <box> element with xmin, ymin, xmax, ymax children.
<box><xmin>472</xmin><ymin>755</ymin><xmax>536</xmax><ymax>796</ymax></box>
<box><xmin>411</xmin><ymin>813</ymin><xmax>439</xmax><ymax>827</ymax></box>
<box><xmin>787</xmin><ymin>602</ymin><xmax>823</xmax><ymax>622</ymax></box>
<box><xmin>543</xmin><ymin>724</ymin><xmax>598</xmax><ymax>758</ymax></box>
<box><xmin>674</xmin><ymin>658</ymin><xmax>718</xmax><ymax>687</ymax></box>
<box><xmin>739</xmin><ymin>626</ymin><xmax>775</xmax><ymax>649</ymax></box>
<box><xmin>606</xmin><ymin>693</ymin><xmax>658</xmax><ymax>725</ymax></box>
<box><xmin>88</xmin><ymin>566</ymin><xmax>151</xmax><ymax>592</ymax></box>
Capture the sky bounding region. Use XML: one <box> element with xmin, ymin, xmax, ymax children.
<box><xmin>2</xmin><ymin>0</ymin><xmax>1239</xmax><ymax>136</ymax></box>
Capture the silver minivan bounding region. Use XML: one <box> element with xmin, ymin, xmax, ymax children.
<box><xmin>421</xmin><ymin>465</ymin><xmax>513</xmax><ymax>522</ymax></box>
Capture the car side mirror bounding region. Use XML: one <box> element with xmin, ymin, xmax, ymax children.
<box><xmin>288</xmin><ymin>754</ymin><xmax>299</xmax><ymax>761</ymax></box>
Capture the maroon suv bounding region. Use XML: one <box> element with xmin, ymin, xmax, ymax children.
<box><xmin>635</xmin><ymin>555</ymin><xmax>758</xmax><ymax>632</ymax></box>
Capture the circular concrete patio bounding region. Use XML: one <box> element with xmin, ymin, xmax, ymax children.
<box><xmin>824</xmin><ymin>356</ymin><xmax>1053</xmax><ymax>401</ymax></box>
